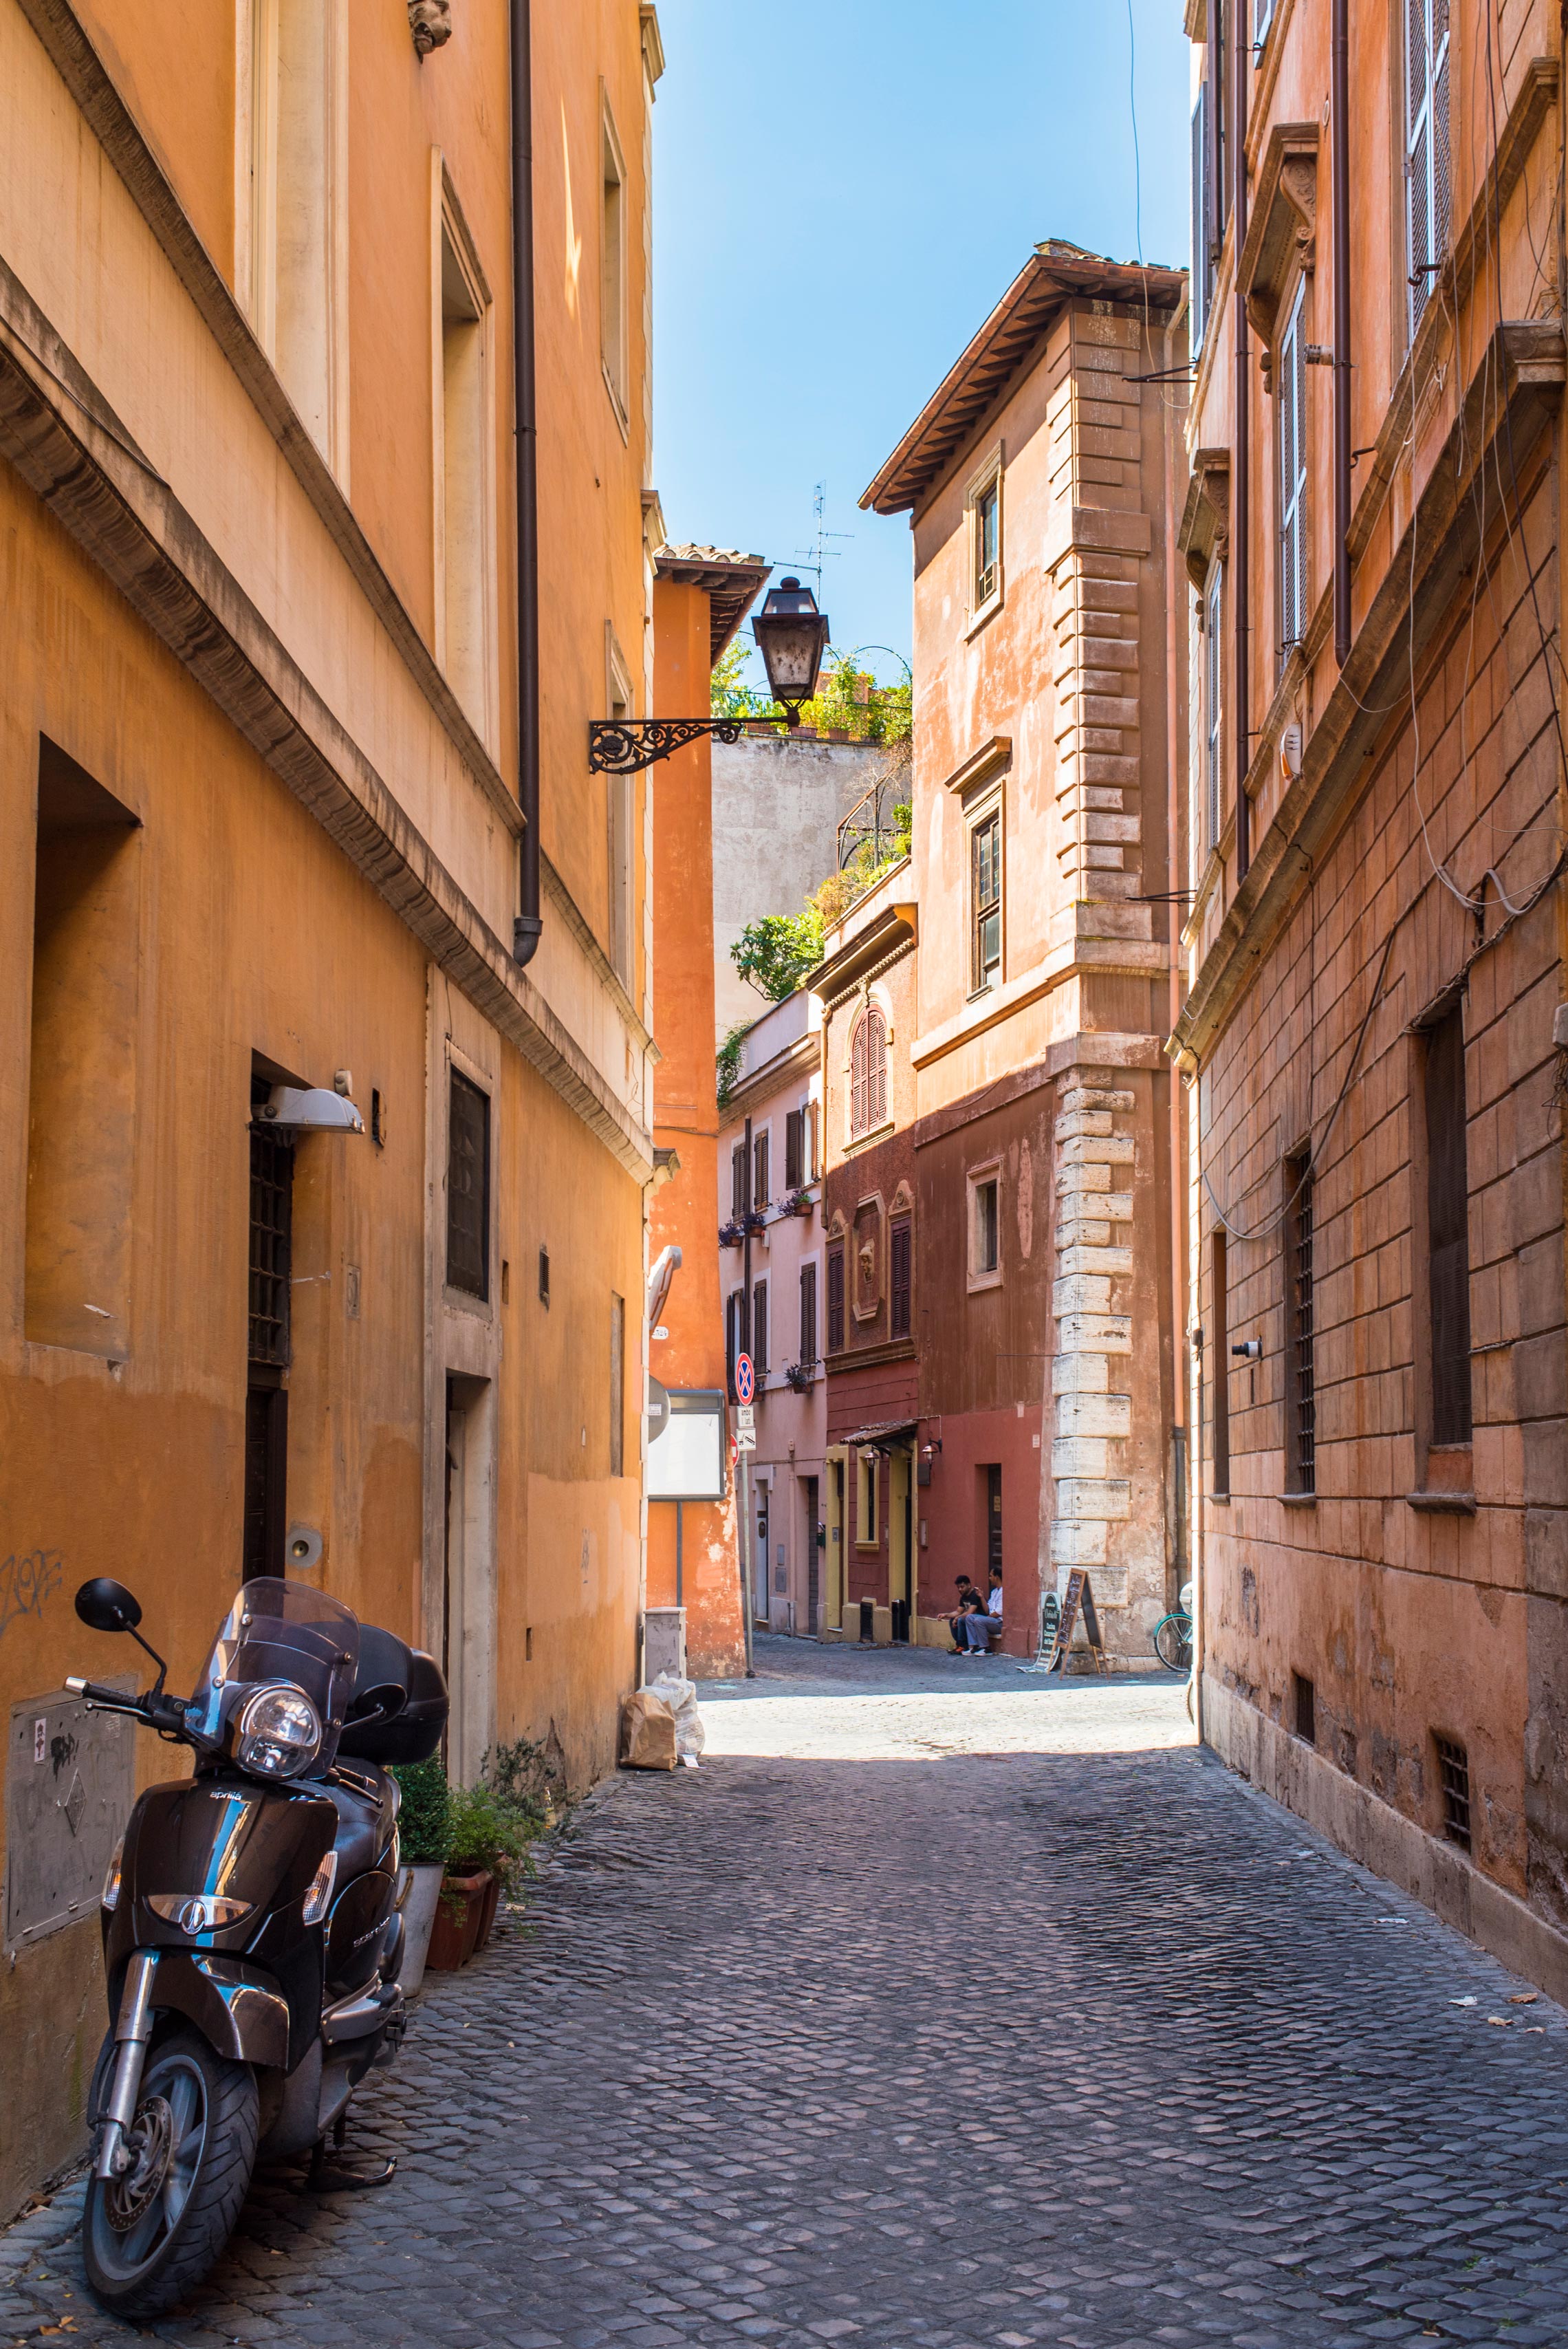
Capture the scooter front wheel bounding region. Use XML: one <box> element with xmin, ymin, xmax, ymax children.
<box><xmin>83</xmin><ymin>2024</ymin><xmax>259</xmax><ymax>2321</ymax></box>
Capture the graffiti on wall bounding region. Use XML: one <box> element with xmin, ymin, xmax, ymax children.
<box><xmin>0</xmin><ymin>1549</ymin><xmax>65</xmax><ymax>1643</ymax></box>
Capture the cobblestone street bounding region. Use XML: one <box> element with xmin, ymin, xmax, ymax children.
<box><xmin>6</xmin><ymin>1636</ymin><xmax>1568</xmax><ymax>2348</ymax></box>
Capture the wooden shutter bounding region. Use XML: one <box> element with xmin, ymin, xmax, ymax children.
<box><xmin>799</xmin><ymin>1261</ymin><xmax>817</xmax><ymax>1363</ymax></box>
<box><xmin>1205</xmin><ymin>569</ymin><xmax>1223</xmax><ymax>847</ymax></box>
<box><xmin>890</xmin><ymin>1220</ymin><xmax>911</xmax><ymax>1339</ymax></box>
<box><xmin>785</xmin><ymin>1108</ymin><xmax>803</xmax><ymax>1191</ymax></box>
<box><xmin>1424</xmin><ymin>1002</ymin><xmax>1472</xmax><ymax>1444</ymax></box>
<box><xmin>731</xmin><ymin>1143</ymin><xmax>745</xmax><ymax>1219</ymax></box>
<box><xmin>752</xmin><ymin>1280</ymin><xmax>768</xmax><ymax>1372</ymax></box>
<box><xmin>1278</xmin><ymin>285</ymin><xmax>1307</xmax><ymax>664</ymax></box>
<box><xmin>1406</xmin><ymin>0</ymin><xmax>1450</xmax><ymax>337</ymax></box>
<box><xmin>869</xmin><ymin>1010</ymin><xmax>887</xmax><ymax>1127</ymax></box>
<box><xmin>1284</xmin><ymin>1156</ymin><xmax>1316</xmax><ymax>1495</ymax></box>
<box><xmin>1212</xmin><ymin>1230</ymin><xmax>1230</xmax><ymax>1497</ymax></box>
<box><xmin>1191</xmin><ymin>83</ymin><xmax>1210</xmax><ymax>354</ymax></box>
<box><xmin>754</xmin><ymin>1130</ymin><xmax>770</xmax><ymax>1207</ymax></box>
<box><xmin>827</xmin><ymin>1246</ymin><xmax>845</xmax><ymax>1354</ymax></box>
<box><xmin>851</xmin><ymin>1018</ymin><xmax>867</xmax><ymax>1136</ymax></box>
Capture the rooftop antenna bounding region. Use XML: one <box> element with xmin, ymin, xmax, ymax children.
<box><xmin>788</xmin><ymin>479</ymin><xmax>852</xmax><ymax>598</ymax></box>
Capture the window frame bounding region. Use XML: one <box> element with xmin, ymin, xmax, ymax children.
<box><xmin>1205</xmin><ymin>563</ymin><xmax>1223</xmax><ymax>852</ymax></box>
<box><xmin>599</xmin><ymin>90</ymin><xmax>629</xmax><ymax>431</ymax></box>
<box><xmin>856</xmin><ymin>1449</ymin><xmax>878</xmax><ymax>1546</ymax></box>
<box><xmin>1283</xmin><ymin>1151</ymin><xmax>1316</xmax><ymax>1497</ymax></box>
<box><xmin>445</xmin><ymin>1064</ymin><xmax>492</xmax><ymax>1303</ymax></box>
<box><xmin>1404</xmin><ymin>0</ymin><xmax>1452</xmax><ymax>343</ymax></box>
<box><xmin>1277</xmin><ymin>275</ymin><xmax>1308</xmax><ymax>673</ymax></box>
<box><xmin>1415</xmin><ymin>997</ymin><xmax>1473</xmax><ymax>1464</ymax></box>
<box><xmin>966</xmin><ymin>1164</ymin><xmax>1003</xmax><ymax>1294</ymax></box>
<box><xmin>970</xmin><ymin>806</ymin><xmax>1003</xmax><ymax>995</ymax></box>
<box><xmin>964</xmin><ymin>444</ymin><xmax>1005</xmax><ymax>634</ymax></box>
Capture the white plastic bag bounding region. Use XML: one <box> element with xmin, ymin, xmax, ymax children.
<box><xmin>647</xmin><ymin>1671</ymin><xmax>705</xmax><ymax>1762</ymax></box>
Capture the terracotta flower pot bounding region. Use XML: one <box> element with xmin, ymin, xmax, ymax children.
<box><xmin>425</xmin><ymin>1869</ymin><xmax>491</xmax><ymax>1970</ymax></box>
<box><xmin>470</xmin><ymin>1871</ymin><xmax>503</xmax><ymax>1955</ymax></box>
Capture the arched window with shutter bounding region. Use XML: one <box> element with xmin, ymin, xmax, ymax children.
<box><xmin>851</xmin><ymin>1006</ymin><xmax>887</xmax><ymax>1138</ymax></box>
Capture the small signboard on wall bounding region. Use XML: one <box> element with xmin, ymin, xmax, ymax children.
<box><xmin>646</xmin><ymin>1389</ymin><xmax>728</xmax><ymax>1502</ymax></box>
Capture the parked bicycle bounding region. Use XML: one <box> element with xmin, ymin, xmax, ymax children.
<box><xmin>1152</xmin><ymin>1581</ymin><xmax>1194</xmax><ymax>1673</ymax></box>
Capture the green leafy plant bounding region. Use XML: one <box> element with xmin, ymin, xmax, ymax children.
<box><xmin>390</xmin><ymin>1755</ymin><xmax>452</xmax><ymax>1868</ymax></box>
<box><xmin>716</xmin><ymin>1019</ymin><xmax>750</xmax><ymax>1109</ymax></box>
<box><xmin>446</xmin><ymin>1782</ymin><xmax>535</xmax><ymax>1898</ymax></box>
<box><xmin>483</xmin><ymin>1736</ymin><xmax>553</xmax><ymax>1830</ymax></box>
<box><xmin>730</xmin><ymin>908</ymin><xmax>825</xmax><ymax>1004</ymax></box>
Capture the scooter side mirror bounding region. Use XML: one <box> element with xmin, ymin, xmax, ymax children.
<box><xmin>75</xmin><ymin>1578</ymin><xmax>144</xmax><ymax>1634</ymax></box>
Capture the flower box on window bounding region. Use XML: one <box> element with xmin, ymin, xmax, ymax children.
<box><xmin>782</xmin><ymin>1188</ymin><xmax>815</xmax><ymax>1219</ymax></box>
<box><xmin>719</xmin><ymin>1220</ymin><xmax>744</xmax><ymax>1249</ymax></box>
<box><xmin>784</xmin><ymin>1359</ymin><xmax>817</xmax><ymax>1394</ymax></box>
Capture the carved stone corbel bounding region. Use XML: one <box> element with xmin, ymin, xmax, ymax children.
<box><xmin>408</xmin><ymin>1</ymin><xmax>453</xmax><ymax>58</ymax></box>
<box><xmin>1177</xmin><ymin>449</ymin><xmax>1231</xmax><ymax>593</ymax></box>
<box><xmin>1236</xmin><ymin>124</ymin><xmax>1320</xmax><ymax>391</ymax></box>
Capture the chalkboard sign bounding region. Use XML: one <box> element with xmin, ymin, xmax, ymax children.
<box><xmin>1046</xmin><ymin>1570</ymin><xmax>1105</xmax><ymax>1674</ymax></box>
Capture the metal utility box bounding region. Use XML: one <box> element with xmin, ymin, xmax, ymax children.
<box><xmin>6</xmin><ymin>1684</ymin><xmax>136</xmax><ymax>1954</ymax></box>
<box><xmin>644</xmin><ymin>1607</ymin><xmax>687</xmax><ymax>1682</ymax></box>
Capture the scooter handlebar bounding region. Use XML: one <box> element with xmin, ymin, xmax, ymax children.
<box><xmin>65</xmin><ymin>1677</ymin><xmax>189</xmax><ymax>1733</ymax></box>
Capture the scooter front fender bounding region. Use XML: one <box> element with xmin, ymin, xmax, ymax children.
<box><xmin>105</xmin><ymin>1950</ymin><xmax>290</xmax><ymax>2072</ymax></box>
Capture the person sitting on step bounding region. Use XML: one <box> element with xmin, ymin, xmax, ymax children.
<box><xmin>942</xmin><ymin>1574</ymin><xmax>980</xmax><ymax>1654</ymax></box>
<box><xmin>964</xmin><ymin>1566</ymin><xmax>1004</xmax><ymax>1652</ymax></box>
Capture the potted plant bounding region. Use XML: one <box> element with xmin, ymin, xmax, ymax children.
<box><xmin>389</xmin><ymin>1754</ymin><xmax>451</xmax><ymax>1996</ymax></box>
<box><xmin>783</xmin><ymin>1187</ymin><xmax>814</xmax><ymax>1219</ymax></box>
<box><xmin>718</xmin><ymin>1219</ymin><xmax>744</xmax><ymax>1248</ymax></box>
<box><xmin>784</xmin><ymin>1359</ymin><xmax>816</xmax><ymax>1395</ymax></box>
<box><xmin>431</xmin><ymin>1781</ymin><xmax>536</xmax><ymax>1966</ymax></box>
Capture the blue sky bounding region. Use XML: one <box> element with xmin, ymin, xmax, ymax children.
<box><xmin>651</xmin><ymin>0</ymin><xmax>1190</xmax><ymax>686</ymax></box>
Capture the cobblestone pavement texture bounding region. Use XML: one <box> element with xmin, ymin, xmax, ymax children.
<box><xmin>6</xmin><ymin>1635</ymin><xmax>1568</xmax><ymax>2347</ymax></box>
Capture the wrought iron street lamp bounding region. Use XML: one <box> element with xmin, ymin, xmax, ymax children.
<box><xmin>588</xmin><ymin>576</ymin><xmax>830</xmax><ymax>775</ymax></box>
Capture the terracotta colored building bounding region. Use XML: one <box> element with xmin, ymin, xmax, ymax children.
<box><xmin>0</xmin><ymin>0</ymin><xmax>668</xmax><ymax>2214</ymax></box>
<box><xmin>860</xmin><ymin>244</ymin><xmax>1191</xmax><ymax>1661</ymax></box>
<box><xmin>717</xmin><ymin>988</ymin><xmax>827</xmax><ymax>1634</ymax></box>
<box><xmin>646</xmin><ymin>548</ymin><xmax>768</xmax><ymax>1676</ymax></box>
<box><xmin>816</xmin><ymin>867</ymin><xmax>922</xmax><ymax>1643</ymax></box>
<box><xmin>1173</xmin><ymin>0</ymin><xmax>1568</xmax><ymax>1994</ymax></box>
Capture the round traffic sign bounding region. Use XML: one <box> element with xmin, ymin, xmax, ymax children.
<box><xmin>734</xmin><ymin>1352</ymin><xmax>754</xmax><ymax>1405</ymax></box>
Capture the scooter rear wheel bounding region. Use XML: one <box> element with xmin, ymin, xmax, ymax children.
<box><xmin>83</xmin><ymin>2024</ymin><xmax>259</xmax><ymax>2321</ymax></box>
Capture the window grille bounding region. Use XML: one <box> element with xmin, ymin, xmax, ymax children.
<box><xmin>1406</xmin><ymin>0</ymin><xmax>1452</xmax><ymax>339</ymax></box>
<box><xmin>1212</xmin><ymin>1229</ymin><xmax>1230</xmax><ymax>1496</ymax></box>
<box><xmin>1278</xmin><ymin>279</ymin><xmax>1307</xmax><ymax>667</ymax></box>
<box><xmin>446</xmin><ymin>1070</ymin><xmax>490</xmax><ymax>1300</ymax></box>
<box><xmin>248</xmin><ymin>1127</ymin><xmax>294</xmax><ymax>1366</ymax></box>
<box><xmin>1285</xmin><ymin>1154</ymin><xmax>1316</xmax><ymax>1495</ymax></box>
<box><xmin>1435</xmin><ymin>1733</ymin><xmax>1471</xmax><ymax>1850</ymax></box>
<box><xmin>1424</xmin><ymin>1002</ymin><xmax>1472</xmax><ymax>1445</ymax></box>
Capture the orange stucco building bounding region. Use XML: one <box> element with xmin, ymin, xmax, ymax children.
<box><xmin>646</xmin><ymin>550</ymin><xmax>768</xmax><ymax>1678</ymax></box>
<box><xmin>0</xmin><ymin>0</ymin><xmax>668</xmax><ymax>2213</ymax></box>
<box><xmin>1175</xmin><ymin>0</ymin><xmax>1568</xmax><ymax>1993</ymax></box>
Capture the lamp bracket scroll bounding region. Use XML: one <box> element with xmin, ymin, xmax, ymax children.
<box><xmin>589</xmin><ymin>717</ymin><xmax>752</xmax><ymax>775</ymax></box>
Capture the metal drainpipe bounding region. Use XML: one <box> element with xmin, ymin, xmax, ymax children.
<box><xmin>510</xmin><ymin>0</ymin><xmax>542</xmax><ymax>965</ymax></box>
<box><xmin>1331</xmin><ymin>0</ymin><xmax>1351</xmax><ymax>669</ymax></box>
<box><xmin>1233</xmin><ymin>8</ymin><xmax>1251</xmax><ymax>883</ymax></box>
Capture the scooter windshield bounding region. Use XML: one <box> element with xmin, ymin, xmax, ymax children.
<box><xmin>187</xmin><ymin>1579</ymin><xmax>360</xmax><ymax>1775</ymax></box>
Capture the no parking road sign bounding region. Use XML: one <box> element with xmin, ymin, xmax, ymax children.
<box><xmin>734</xmin><ymin>1352</ymin><xmax>754</xmax><ymax>1405</ymax></box>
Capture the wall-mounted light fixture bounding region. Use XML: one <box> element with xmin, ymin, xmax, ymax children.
<box><xmin>589</xmin><ymin>578</ymin><xmax>831</xmax><ymax>775</ymax></box>
<box><xmin>258</xmin><ymin>1085</ymin><xmax>365</xmax><ymax>1135</ymax></box>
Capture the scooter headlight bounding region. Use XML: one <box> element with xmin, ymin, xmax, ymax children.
<box><xmin>147</xmin><ymin>1893</ymin><xmax>254</xmax><ymax>1933</ymax></box>
<box><xmin>236</xmin><ymin>1682</ymin><xmax>322</xmax><ymax>1779</ymax></box>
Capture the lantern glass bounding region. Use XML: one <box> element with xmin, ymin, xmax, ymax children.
<box><xmin>752</xmin><ymin>576</ymin><xmax>830</xmax><ymax>716</ymax></box>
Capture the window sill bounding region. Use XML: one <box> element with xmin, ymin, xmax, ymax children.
<box><xmin>966</xmin><ymin>979</ymin><xmax>1001</xmax><ymax>1006</ymax></box>
<box><xmin>1406</xmin><ymin>1491</ymin><xmax>1478</xmax><ymax>1515</ymax></box>
<box><xmin>844</xmin><ymin>1121</ymin><xmax>895</xmax><ymax>1156</ymax></box>
<box><xmin>965</xmin><ymin>588</ymin><xmax>1004</xmax><ymax>641</ymax></box>
<box><xmin>966</xmin><ymin>1268</ymin><xmax>1003</xmax><ymax>1295</ymax></box>
<box><xmin>1280</xmin><ymin>1491</ymin><xmax>1317</xmax><ymax>1507</ymax></box>
<box><xmin>1210</xmin><ymin>1491</ymin><xmax>1231</xmax><ymax>1504</ymax></box>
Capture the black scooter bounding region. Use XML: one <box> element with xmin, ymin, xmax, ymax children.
<box><xmin>66</xmin><ymin>1573</ymin><xmax>448</xmax><ymax>2320</ymax></box>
